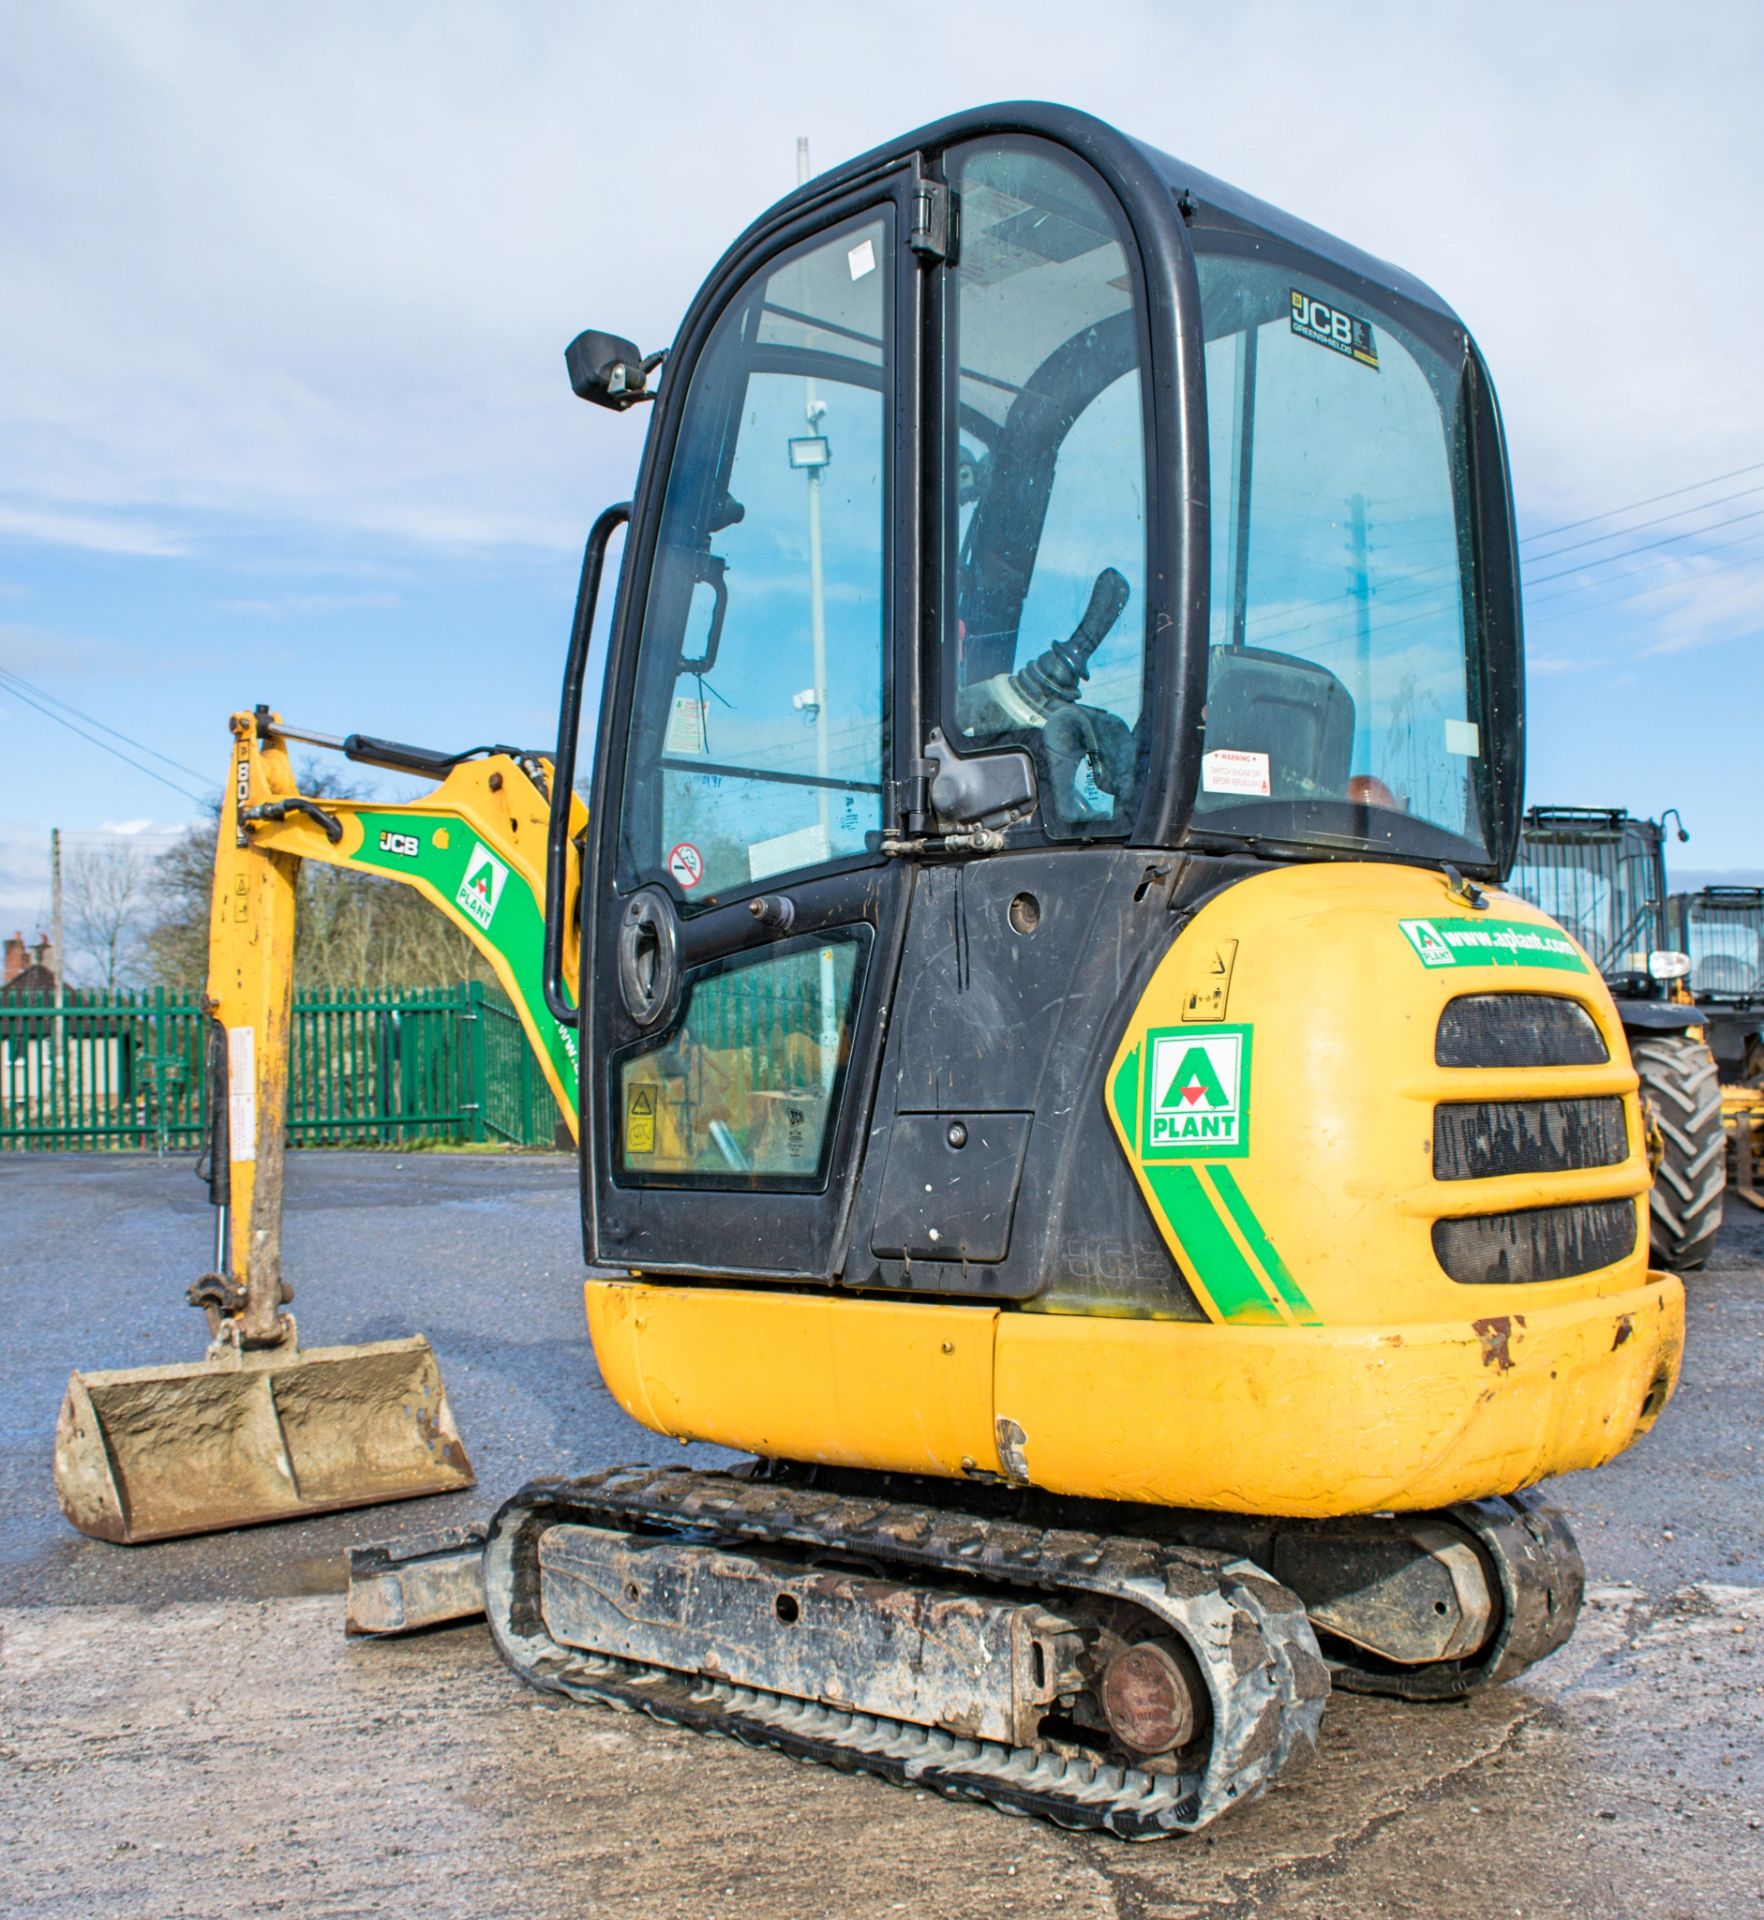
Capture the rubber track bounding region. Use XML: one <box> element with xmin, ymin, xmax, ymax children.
<box><xmin>1634</xmin><ymin>1031</ymin><xmax>1726</xmax><ymax>1271</ymax></box>
<box><xmin>1325</xmin><ymin>1491</ymin><xmax>1585</xmax><ymax>1700</ymax></box>
<box><xmin>484</xmin><ymin>1466</ymin><xmax>1328</xmax><ymax>1839</ymax></box>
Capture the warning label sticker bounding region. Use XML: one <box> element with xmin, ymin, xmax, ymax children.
<box><xmin>1202</xmin><ymin>749</ymin><xmax>1271</xmax><ymax>797</ymax></box>
<box><xmin>1141</xmin><ymin>1023</ymin><xmax>1252</xmax><ymax>1160</ymax></box>
<box><xmin>625</xmin><ymin>1084</ymin><xmax>656</xmax><ymax>1155</ymax></box>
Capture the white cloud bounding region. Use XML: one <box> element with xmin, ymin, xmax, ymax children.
<box><xmin>1640</xmin><ymin>564</ymin><xmax>1764</xmax><ymax>656</ymax></box>
<box><xmin>0</xmin><ymin>506</ymin><xmax>186</xmax><ymax>557</ymax></box>
<box><xmin>97</xmin><ymin>819</ymin><xmax>185</xmax><ymax>839</ymax></box>
<box><xmin>1</xmin><ymin>2</ymin><xmax>1760</xmax><ymax>565</ymax></box>
<box><xmin>212</xmin><ymin>590</ymin><xmax>402</xmax><ymax>617</ymax></box>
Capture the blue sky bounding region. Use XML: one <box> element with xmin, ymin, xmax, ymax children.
<box><xmin>3</xmin><ymin>1</ymin><xmax>1762</xmax><ymax>947</ymax></box>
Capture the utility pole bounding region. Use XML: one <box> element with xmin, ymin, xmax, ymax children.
<box><xmin>51</xmin><ymin>826</ymin><xmax>64</xmax><ymax>1013</ymax></box>
<box><xmin>1347</xmin><ymin>493</ymin><xmax>1373</xmax><ymax>775</ymax></box>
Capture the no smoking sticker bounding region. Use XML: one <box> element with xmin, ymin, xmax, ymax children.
<box><xmin>667</xmin><ymin>842</ymin><xmax>703</xmax><ymax>890</ymax></box>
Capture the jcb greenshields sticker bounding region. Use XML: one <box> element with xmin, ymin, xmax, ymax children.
<box><xmin>1399</xmin><ymin>917</ymin><xmax>1586</xmax><ymax>973</ymax></box>
<box><xmin>1142</xmin><ymin>1023</ymin><xmax>1252</xmax><ymax>1159</ymax></box>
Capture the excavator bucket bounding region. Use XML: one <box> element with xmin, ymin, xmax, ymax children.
<box><xmin>54</xmin><ymin>1335</ymin><xmax>473</xmax><ymax>1544</ymax></box>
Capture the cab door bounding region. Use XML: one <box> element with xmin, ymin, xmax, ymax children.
<box><xmin>582</xmin><ymin>173</ymin><xmax>921</xmax><ymax>1278</ymax></box>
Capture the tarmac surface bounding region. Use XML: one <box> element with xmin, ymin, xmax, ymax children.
<box><xmin>3</xmin><ymin>1150</ymin><xmax>1762</xmax><ymax>1917</ymax></box>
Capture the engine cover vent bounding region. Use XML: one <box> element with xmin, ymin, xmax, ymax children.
<box><xmin>1433</xmin><ymin>1097</ymin><xmax>1628</xmax><ymax>1182</ymax></box>
<box><xmin>1435</xmin><ymin>994</ymin><xmax>1608</xmax><ymax>1068</ymax></box>
<box><xmin>1432</xmin><ymin>1199</ymin><xmax>1637</xmax><ymax>1285</ymax></box>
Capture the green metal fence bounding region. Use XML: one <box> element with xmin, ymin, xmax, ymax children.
<box><xmin>0</xmin><ymin>982</ymin><xmax>564</xmax><ymax>1152</ymax></box>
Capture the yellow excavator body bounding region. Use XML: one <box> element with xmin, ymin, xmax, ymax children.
<box><xmin>586</xmin><ymin>861</ymin><xmax>1682</xmax><ymax>1516</ymax></box>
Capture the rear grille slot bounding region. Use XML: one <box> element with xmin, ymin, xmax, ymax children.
<box><xmin>1433</xmin><ymin>1097</ymin><xmax>1627</xmax><ymax>1181</ymax></box>
<box><xmin>1436</xmin><ymin>994</ymin><xmax>1608</xmax><ymax>1067</ymax></box>
<box><xmin>1432</xmin><ymin>1200</ymin><xmax>1637</xmax><ymax>1285</ymax></box>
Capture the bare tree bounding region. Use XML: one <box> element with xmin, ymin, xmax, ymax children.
<box><xmin>64</xmin><ymin>840</ymin><xmax>155</xmax><ymax>989</ymax></box>
<box><xmin>143</xmin><ymin>762</ymin><xmax>493</xmax><ymax>995</ymax></box>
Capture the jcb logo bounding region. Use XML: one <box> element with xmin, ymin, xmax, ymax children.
<box><xmin>378</xmin><ymin>831</ymin><xmax>419</xmax><ymax>859</ymax></box>
<box><xmin>1290</xmin><ymin>288</ymin><xmax>1379</xmax><ymax>369</ymax></box>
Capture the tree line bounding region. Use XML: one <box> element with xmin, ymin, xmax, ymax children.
<box><xmin>60</xmin><ymin>765</ymin><xmax>493</xmax><ymax>995</ymax></box>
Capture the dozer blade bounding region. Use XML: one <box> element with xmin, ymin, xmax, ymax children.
<box><xmin>54</xmin><ymin>1335</ymin><xmax>474</xmax><ymax>1544</ymax></box>
<box><xmin>346</xmin><ymin>1523</ymin><xmax>487</xmax><ymax>1635</ymax></box>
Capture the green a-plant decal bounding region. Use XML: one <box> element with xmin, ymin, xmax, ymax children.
<box><xmin>1142</xmin><ymin>1023</ymin><xmax>1251</xmax><ymax>1158</ymax></box>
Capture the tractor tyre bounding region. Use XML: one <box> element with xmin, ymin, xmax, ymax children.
<box><xmin>1633</xmin><ymin>1031</ymin><xmax>1726</xmax><ymax>1271</ymax></box>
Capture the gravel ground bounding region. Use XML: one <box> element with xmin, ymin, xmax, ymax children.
<box><xmin>2</xmin><ymin>1149</ymin><xmax>1761</xmax><ymax>1917</ymax></box>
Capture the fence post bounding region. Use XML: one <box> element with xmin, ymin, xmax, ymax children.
<box><xmin>464</xmin><ymin>980</ymin><xmax>487</xmax><ymax>1144</ymax></box>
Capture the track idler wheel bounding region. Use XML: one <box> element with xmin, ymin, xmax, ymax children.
<box><xmin>1325</xmin><ymin>1491</ymin><xmax>1584</xmax><ymax>1701</ymax></box>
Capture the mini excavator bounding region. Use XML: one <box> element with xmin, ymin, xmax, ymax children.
<box><xmin>64</xmin><ymin>100</ymin><xmax>1687</xmax><ymax>1840</ymax></box>
<box><xmin>473</xmin><ymin>103</ymin><xmax>1684</xmax><ymax>1837</ymax></box>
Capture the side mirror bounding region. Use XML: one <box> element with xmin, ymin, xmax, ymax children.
<box><xmin>565</xmin><ymin>330</ymin><xmax>654</xmax><ymax>411</ymax></box>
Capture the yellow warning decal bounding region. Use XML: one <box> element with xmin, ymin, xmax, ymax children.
<box><xmin>626</xmin><ymin>1085</ymin><xmax>656</xmax><ymax>1155</ymax></box>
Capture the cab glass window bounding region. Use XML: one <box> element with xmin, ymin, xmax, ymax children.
<box><xmin>944</xmin><ymin>140</ymin><xmax>1149</xmax><ymax>838</ymax></box>
<box><xmin>617</xmin><ymin>215</ymin><xmax>891</xmax><ymax>905</ymax></box>
<box><xmin>616</xmin><ymin>931</ymin><xmax>869</xmax><ymax>1187</ymax></box>
<box><xmin>1192</xmin><ymin>243</ymin><xmax>1488</xmax><ymax>863</ymax></box>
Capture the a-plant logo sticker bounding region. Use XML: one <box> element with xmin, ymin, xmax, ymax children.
<box><xmin>1142</xmin><ymin>1023</ymin><xmax>1252</xmax><ymax>1159</ymax></box>
<box><xmin>456</xmin><ymin>843</ymin><xmax>509</xmax><ymax>931</ymax></box>
<box><xmin>1401</xmin><ymin>918</ymin><xmax>1456</xmax><ymax>967</ymax></box>
<box><xmin>1399</xmin><ymin>916</ymin><xmax>1587</xmax><ymax>973</ymax></box>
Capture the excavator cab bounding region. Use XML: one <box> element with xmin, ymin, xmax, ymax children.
<box><xmin>492</xmin><ymin>104</ymin><xmax>1683</xmax><ymax>1836</ymax></box>
<box><xmin>556</xmin><ymin>107</ymin><xmax>1546</xmax><ymax>1307</ymax></box>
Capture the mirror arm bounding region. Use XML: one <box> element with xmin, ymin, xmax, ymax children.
<box><xmin>543</xmin><ymin>500</ymin><xmax>631</xmax><ymax>1029</ymax></box>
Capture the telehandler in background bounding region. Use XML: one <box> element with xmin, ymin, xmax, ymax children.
<box><xmin>53</xmin><ymin>718</ymin><xmax>586</xmax><ymax>1542</ymax></box>
<box><xmin>1671</xmin><ymin>885</ymin><xmax>1764</xmax><ymax>1207</ymax></box>
<box><xmin>465</xmin><ymin>101</ymin><xmax>1684</xmax><ymax>1837</ymax></box>
<box><xmin>1507</xmin><ymin>806</ymin><xmax>1723</xmax><ymax>1267</ymax></box>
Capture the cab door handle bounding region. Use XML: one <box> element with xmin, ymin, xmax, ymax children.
<box><xmin>543</xmin><ymin>500</ymin><xmax>630</xmax><ymax>1028</ymax></box>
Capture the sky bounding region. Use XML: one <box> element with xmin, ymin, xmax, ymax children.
<box><xmin>3</xmin><ymin>0</ymin><xmax>1762</xmax><ymax>953</ymax></box>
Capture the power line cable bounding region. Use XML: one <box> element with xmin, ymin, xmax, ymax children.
<box><xmin>1524</xmin><ymin>481</ymin><xmax>1764</xmax><ymax>566</ymax></box>
<box><xmin>1520</xmin><ymin>459</ymin><xmax>1764</xmax><ymax>545</ymax></box>
<box><xmin>1246</xmin><ymin>462</ymin><xmax>1764</xmax><ymax>642</ymax></box>
<box><xmin>1524</xmin><ymin>504</ymin><xmax>1764</xmax><ymax>590</ymax></box>
<box><xmin>1525</xmin><ymin>522</ymin><xmax>1764</xmax><ymax>615</ymax></box>
<box><xmin>0</xmin><ymin>676</ymin><xmax>207</xmax><ymax>804</ymax></box>
<box><xmin>1525</xmin><ymin>533</ymin><xmax>1764</xmax><ymax>631</ymax></box>
<box><xmin>0</xmin><ymin>664</ymin><xmax>208</xmax><ymax>782</ymax></box>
